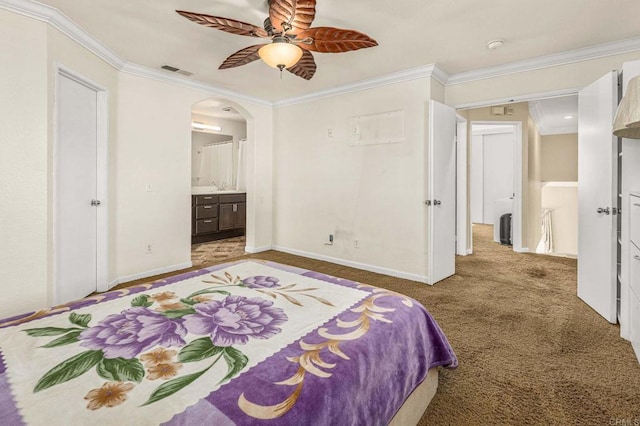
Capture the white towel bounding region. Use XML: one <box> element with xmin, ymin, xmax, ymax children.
<box><xmin>536</xmin><ymin>209</ymin><xmax>553</xmax><ymax>254</ymax></box>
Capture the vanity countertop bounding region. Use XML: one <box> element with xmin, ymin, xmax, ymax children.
<box><xmin>192</xmin><ymin>186</ymin><xmax>245</xmax><ymax>195</ymax></box>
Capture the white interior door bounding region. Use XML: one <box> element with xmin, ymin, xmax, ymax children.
<box><xmin>482</xmin><ymin>132</ymin><xmax>514</xmax><ymax>223</ymax></box>
<box><xmin>577</xmin><ymin>71</ymin><xmax>618</xmax><ymax>323</ymax></box>
<box><xmin>56</xmin><ymin>74</ymin><xmax>99</xmax><ymax>304</ymax></box>
<box><xmin>428</xmin><ymin>100</ymin><xmax>457</xmax><ymax>284</ymax></box>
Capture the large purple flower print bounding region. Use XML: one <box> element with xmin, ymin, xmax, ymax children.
<box><xmin>183</xmin><ymin>296</ymin><xmax>287</xmax><ymax>347</ymax></box>
<box><xmin>242</xmin><ymin>276</ymin><xmax>280</xmax><ymax>289</ymax></box>
<box><xmin>79</xmin><ymin>307</ymin><xmax>187</xmax><ymax>359</ymax></box>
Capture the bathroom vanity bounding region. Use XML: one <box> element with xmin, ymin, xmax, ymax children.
<box><xmin>191</xmin><ymin>191</ymin><xmax>246</xmax><ymax>244</ymax></box>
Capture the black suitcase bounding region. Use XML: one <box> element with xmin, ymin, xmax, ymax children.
<box><xmin>500</xmin><ymin>213</ymin><xmax>512</xmax><ymax>246</ymax></box>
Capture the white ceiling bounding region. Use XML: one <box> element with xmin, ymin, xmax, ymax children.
<box><xmin>27</xmin><ymin>0</ymin><xmax>640</xmax><ymax>102</ymax></box>
<box><xmin>529</xmin><ymin>95</ymin><xmax>579</xmax><ymax>135</ymax></box>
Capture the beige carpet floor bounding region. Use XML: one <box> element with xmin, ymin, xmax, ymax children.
<box><xmin>119</xmin><ymin>224</ymin><xmax>640</xmax><ymax>424</ymax></box>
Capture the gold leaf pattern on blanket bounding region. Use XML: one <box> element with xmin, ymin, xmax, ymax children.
<box><xmin>237</xmin><ymin>288</ymin><xmax>411</xmax><ymax>420</ymax></box>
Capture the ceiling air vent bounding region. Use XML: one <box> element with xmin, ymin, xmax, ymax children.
<box><xmin>160</xmin><ymin>65</ymin><xmax>193</xmax><ymax>77</ymax></box>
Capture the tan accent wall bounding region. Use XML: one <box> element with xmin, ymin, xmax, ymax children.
<box><xmin>540</xmin><ymin>133</ymin><xmax>578</xmax><ymax>182</ymax></box>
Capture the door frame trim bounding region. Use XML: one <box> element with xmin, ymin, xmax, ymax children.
<box><xmin>53</xmin><ymin>64</ymin><xmax>109</xmax><ymax>303</ymax></box>
<box><xmin>455</xmin><ymin>114</ymin><xmax>469</xmax><ymax>255</ymax></box>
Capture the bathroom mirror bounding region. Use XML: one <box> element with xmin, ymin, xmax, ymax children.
<box><xmin>191</xmin><ymin>99</ymin><xmax>247</xmax><ymax>193</ymax></box>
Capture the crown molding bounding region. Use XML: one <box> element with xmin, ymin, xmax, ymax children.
<box><xmin>273</xmin><ymin>63</ymin><xmax>449</xmax><ymax>107</ymax></box>
<box><xmin>0</xmin><ymin>0</ymin><xmax>125</xmax><ymax>70</ymax></box>
<box><xmin>447</xmin><ymin>36</ymin><xmax>640</xmax><ymax>86</ymax></box>
<box><xmin>120</xmin><ymin>63</ymin><xmax>272</xmax><ymax>107</ymax></box>
<box><xmin>454</xmin><ymin>87</ymin><xmax>579</xmax><ymax>110</ymax></box>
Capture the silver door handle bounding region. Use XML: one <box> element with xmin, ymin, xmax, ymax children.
<box><xmin>91</xmin><ymin>199</ymin><xmax>101</xmax><ymax>207</ymax></box>
<box><xmin>425</xmin><ymin>200</ymin><xmax>432</xmax><ymax>206</ymax></box>
<box><xmin>434</xmin><ymin>200</ymin><xmax>442</xmax><ymax>206</ymax></box>
<box><xmin>596</xmin><ymin>207</ymin><xmax>610</xmax><ymax>215</ymax></box>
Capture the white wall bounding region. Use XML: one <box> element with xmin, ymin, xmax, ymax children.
<box><xmin>0</xmin><ymin>10</ymin><xmax>48</xmax><ymax>317</ymax></box>
<box><xmin>273</xmin><ymin>78</ymin><xmax>433</xmax><ymax>280</ymax></box>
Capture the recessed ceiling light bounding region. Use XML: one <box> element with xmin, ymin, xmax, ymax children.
<box><xmin>486</xmin><ymin>39</ymin><xmax>504</xmax><ymax>50</ymax></box>
<box><xmin>564</xmin><ymin>115</ymin><xmax>574</xmax><ymax>120</ymax></box>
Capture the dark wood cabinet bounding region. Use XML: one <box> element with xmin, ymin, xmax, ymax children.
<box><xmin>191</xmin><ymin>192</ymin><xmax>246</xmax><ymax>244</ymax></box>
<box><xmin>219</xmin><ymin>194</ymin><xmax>246</xmax><ymax>231</ymax></box>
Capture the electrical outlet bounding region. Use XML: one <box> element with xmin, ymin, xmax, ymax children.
<box><xmin>328</xmin><ymin>128</ymin><xmax>333</xmax><ymax>138</ymax></box>
<box><xmin>146</xmin><ymin>244</ymin><xmax>152</xmax><ymax>254</ymax></box>
<box><xmin>324</xmin><ymin>234</ymin><xmax>334</xmax><ymax>246</ymax></box>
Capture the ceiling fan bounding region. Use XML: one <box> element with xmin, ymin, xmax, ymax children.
<box><xmin>176</xmin><ymin>0</ymin><xmax>378</xmax><ymax>80</ymax></box>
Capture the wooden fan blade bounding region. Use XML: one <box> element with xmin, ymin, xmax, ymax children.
<box><xmin>268</xmin><ymin>0</ymin><xmax>316</xmax><ymax>35</ymax></box>
<box><xmin>176</xmin><ymin>10</ymin><xmax>268</xmax><ymax>38</ymax></box>
<box><xmin>219</xmin><ymin>45</ymin><xmax>263</xmax><ymax>69</ymax></box>
<box><xmin>297</xmin><ymin>27</ymin><xmax>378</xmax><ymax>53</ymax></box>
<box><xmin>286</xmin><ymin>50</ymin><xmax>317</xmax><ymax>80</ymax></box>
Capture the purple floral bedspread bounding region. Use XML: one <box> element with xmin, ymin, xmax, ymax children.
<box><xmin>0</xmin><ymin>260</ymin><xmax>457</xmax><ymax>425</ymax></box>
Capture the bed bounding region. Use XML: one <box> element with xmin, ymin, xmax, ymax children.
<box><xmin>0</xmin><ymin>260</ymin><xmax>457</xmax><ymax>425</ymax></box>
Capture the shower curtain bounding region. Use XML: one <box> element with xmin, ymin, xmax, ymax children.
<box><xmin>236</xmin><ymin>139</ymin><xmax>247</xmax><ymax>191</ymax></box>
<box><xmin>198</xmin><ymin>143</ymin><xmax>233</xmax><ymax>189</ymax></box>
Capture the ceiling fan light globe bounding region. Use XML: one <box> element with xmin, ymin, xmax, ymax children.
<box><xmin>259</xmin><ymin>42</ymin><xmax>303</xmax><ymax>69</ymax></box>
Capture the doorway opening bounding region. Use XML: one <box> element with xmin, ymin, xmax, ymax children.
<box><xmin>456</xmin><ymin>96</ymin><xmax>578</xmax><ymax>258</ymax></box>
<box><xmin>190</xmin><ymin>99</ymin><xmax>249</xmax><ymax>266</ymax></box>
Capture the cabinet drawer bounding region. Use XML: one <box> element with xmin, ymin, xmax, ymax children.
<box><xmin>196</xmin><ymin>205</ymin><xmax>218</xmax><ymax>219</ymax></box>
<box><xmin>219</xmin><ymin>193</ymin><xmax>246</xmax><ymax>204</ymax></box>
<box><xmin>631</xmin><ymin>242</ymin><xmax>640</xmax><ymax>299</ymax></box>
<box><xmin>195</xmin><ymin>218</ymin><xmax>218</xmax><ymax>234</ymax></box>
<box><xmin>631</xmin><ymin>195</ymin><xmax>640</xmax><ymax>246</ymax></box>
<box><xmin>195</xmin><ymin>194</ymin><xmax>219</xmax><ymax>205</ymax></box>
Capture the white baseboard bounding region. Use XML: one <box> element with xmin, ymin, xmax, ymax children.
<box><xmin>272</xmin><ymin>245</ymin><xmax>430</xmax><ymax>284</ymax></box>
<box><xmin>111</xmin><ymin>261</ymin><xmax>193</xmax><ymax>288</ymax></box>
<box><xmin>514</xmin><ymin>247</ymin><xmax>530</xmax><ymax>253</ymax></box>
<box><xmin>245</xmin><ymin>245</ymin><xmax>272</xmax><ymax>254</ymax></box>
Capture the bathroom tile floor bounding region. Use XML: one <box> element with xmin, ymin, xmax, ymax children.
<box><xmin>191</xmin><ymin>236</ymin><xmax>246</xmax><ymax>266</ymax></box>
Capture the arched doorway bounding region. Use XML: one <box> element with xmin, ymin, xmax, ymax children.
<box><xmin>189</xmin><ymin>98</ymin><xmax>251</xmax><ymax>266</ymax></box>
